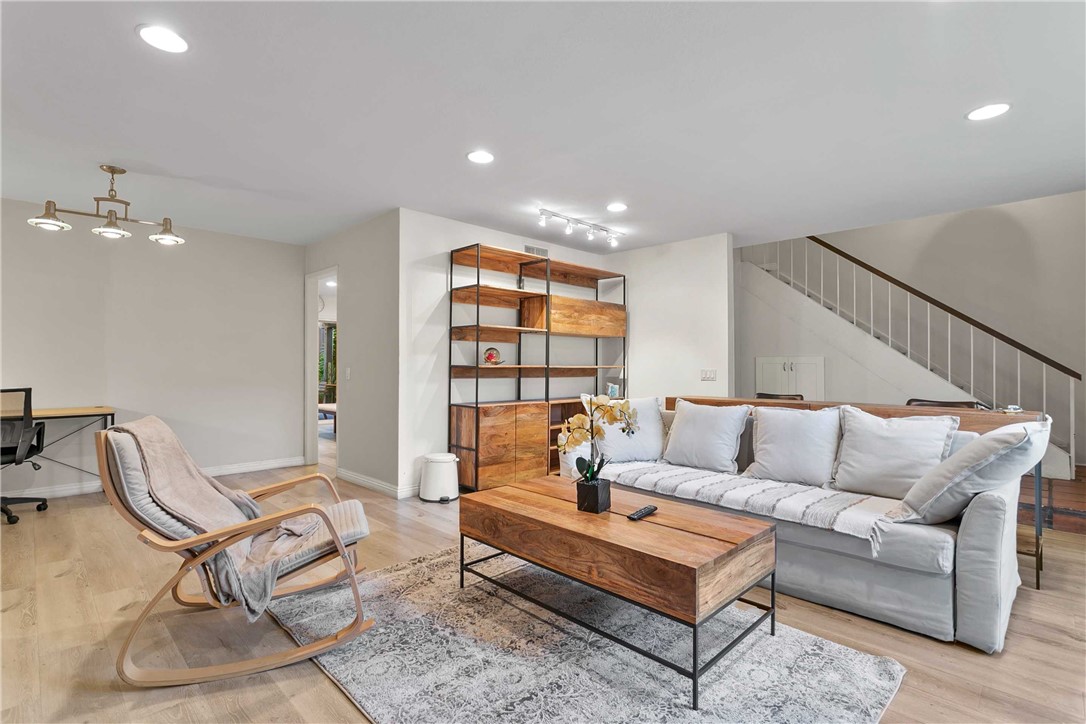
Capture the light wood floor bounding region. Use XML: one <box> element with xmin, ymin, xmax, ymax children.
<box><xmin>2</xmin><ymin>436</ymin><xmax>1083</xmax><ymax>723</ymax></box>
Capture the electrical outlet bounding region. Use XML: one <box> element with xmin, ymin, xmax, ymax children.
<box><xmin>345</xmin><ymin>367</ymin><xmax>351</xmax><ymax>381</ymax></box>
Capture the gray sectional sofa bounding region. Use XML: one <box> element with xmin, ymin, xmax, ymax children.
<box><xmin>563</xmin><ymin>397</ymin><xmax>1048</xmax><ymax>653</ymax></box>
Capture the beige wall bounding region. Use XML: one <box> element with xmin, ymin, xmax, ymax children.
<box><xmin>1</xmin><ymin>198</ymin><xmax>306</xmax><ymax>496</ymax></box>
<box><xmin>820</xmin><ymin>190</ymin><xmax>1085</xmax><ymax>460</ymax></box>
<box><xmin>305</xmin><ymin>210</ymin><xmax>400</xmax><ymax>493</ymax></box>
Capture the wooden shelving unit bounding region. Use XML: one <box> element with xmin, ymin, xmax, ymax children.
<box><xmin>448</xmin><ymin>244</ymin><xmax>628</xmax><ymax>488</ymax></box>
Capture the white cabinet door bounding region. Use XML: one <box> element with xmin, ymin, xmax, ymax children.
<box><xmin>755</xmin><ymin>356</ymin><xmax>792</xmax><ymax>396</ymax></box>
<box><xmin>755</xmin><ymin>355</ymin><xmax>825</xmax><ymax>400</ymax></box>
<box><xmin>790</xmin><ymin>357</ymin><xmax>825</xmax><ymax>400</ymax></box>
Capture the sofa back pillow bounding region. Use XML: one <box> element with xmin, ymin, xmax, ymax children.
<box><xmin>662</xmin><ymin>400</ymin><xmax>751</xmax><ymax>473</ymax></box>
<box><xmin>832</xmin><ymin>406</ymin><xmax>960</xmax><ymax>499</ymax></box>
<box><xmin>948</xmin><ymin>430</ymin><xmax>979</xmax><ymax>455</ymax></box>
<box><xmin>581</xmin><ymin>395</ymin><xmax>664</xmax><ymax>463</ymax></box>
<box><xmin>743</xmin><ymin>406</ymin><xmax>842</xmax><ymax>486</ymax></box>
<box><xmin>893</xmin><ymin>418</ymin><xmax>1050</xmax><ymax>524</ymax></box>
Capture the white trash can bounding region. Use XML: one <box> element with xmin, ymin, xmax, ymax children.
<box><xmin>420</xmin><ymin>452</ymin><xmax>460</xmax><ymax>503</ymax></box>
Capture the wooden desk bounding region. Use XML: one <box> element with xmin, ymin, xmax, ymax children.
<box><xmin>26</xmin><ymin>406</ymin><xmax>116</xmax><ymax>479</ymax></box>
<box><xmin>33</xmin><ymin>406</ymin><xmax>116</xmax><ymax>421</ymax></box>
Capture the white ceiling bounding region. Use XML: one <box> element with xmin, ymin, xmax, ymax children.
<box><xmin>3</xmin><ymin>2</ymin><xmax>1083</xmax><ymax>252</ymax></box>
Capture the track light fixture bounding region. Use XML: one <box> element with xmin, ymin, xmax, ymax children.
<box><xmin>536</xmin><ymin>209</ymin><xmax>625</xmax><ymax>248</ymax></box>
<box><xmin>26</xmin><ymin>165</ymin><xmax>186</xmax><ymax>246</ymax></box>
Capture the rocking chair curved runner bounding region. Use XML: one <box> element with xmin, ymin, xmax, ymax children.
<box><xmin>94</xmin><ymin>428</ymin><xmax>374</xmax><ymax>687</ymax></box>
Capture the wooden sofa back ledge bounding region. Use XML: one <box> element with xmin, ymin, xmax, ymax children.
<box><xmin>664</xmin><ymin>397</ymin><xmax>1042</xmax><ymax>435</ymax></box>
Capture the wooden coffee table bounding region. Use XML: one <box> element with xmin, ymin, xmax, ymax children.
<box><xmin>459</xmin><ymin>476</ymin><xmax>776</xmax><ymax>709</ymax></box>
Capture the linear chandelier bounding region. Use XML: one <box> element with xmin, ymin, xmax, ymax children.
<box><xmin>26</xmin><ymin>165</ymin><xmax>185</xmax><ymax>245</ymax></box>
<box><xmin>538</xmin><ymin>208</ymin><xmax>624</xmax><ymax>247</ymax></box>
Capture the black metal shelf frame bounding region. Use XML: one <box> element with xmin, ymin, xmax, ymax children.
<box><xmin>446</xmin><ymin>244</ymin><xmax>628</xmax><ymax>489</ymax></box>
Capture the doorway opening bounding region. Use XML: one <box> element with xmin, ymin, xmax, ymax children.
<box><xmin>305</xmin><ymin>267</ymin><xmax>338</xmax><ymax>471</ymax></box>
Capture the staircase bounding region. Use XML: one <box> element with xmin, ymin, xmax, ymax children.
<box><xmin>740</xmin><ymin>236</ymin><xmax>1080</xmax><ymax>475</ymax></box>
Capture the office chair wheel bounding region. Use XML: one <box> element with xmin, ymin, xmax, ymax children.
<box><xmin>36</xmin><ymin>502</ymin><xmax>48</xmax><ymax>512</ymax></box>
<box><xmin>30</xmin><ymin>462</ymin><xmax>41</xmax><ymax>471</ymax></box>
<box><xmin>5</xmin><ymin>514</ymin><xmax>18</xmax><ymax>525</ymax></box>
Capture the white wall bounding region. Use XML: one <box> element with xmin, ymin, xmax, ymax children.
<box><xmin>820</xmin><ymin>190</ymin><xmax>1085</xmax><ymax>460</ymax></box>
<box><xmin>1</xmin><ymin>197</ymin><xmax>306</xmax><ymax>496</ymax></box>
<box><xmin>736</xmin><ymin>260</ymin><xmax>971</xmax><ymax>403</ymax></box>
<box><xmin>609</xmin><ymin>233</ymin><xmax>735</xmax><ymax>400</ymax></box>
<box><xmin>305</xmin><ymin>210</ymin><xmax>400</xmax><ymax>493</ymax></box>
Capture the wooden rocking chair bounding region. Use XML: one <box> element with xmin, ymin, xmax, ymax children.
<box><xmin>95</xmin><ymin>429</ymin><xmax>374</xmax><ymax>687</ymax></box>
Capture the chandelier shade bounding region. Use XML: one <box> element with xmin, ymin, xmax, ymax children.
<box><xmin>26</xmin><ymin>165</ymin><xmax>185</xmax><ymax>246</ymax></box>
<box><xmin>91</xmin><ymin>210</ymin><xmax>132</xmax><ymax>239</ymax></box>
<box><xmin>27</xmin><ymin>201</ymin><xmax>73</xmax><ymax>232</ymax></box>
<box><xmin>148</xmin><ymin>217</ymin><xmax>185</xmax><ymax>245</ymax></box>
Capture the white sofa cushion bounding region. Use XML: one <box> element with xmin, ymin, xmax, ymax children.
<box><xmin>578</xmin><ymin>394</ymin><xmax>664</xmax><ymax>464</ymax></box>
<box><xmin>833</xmin><ymin>406</ymin><xmax>960</xmax><ymax>499</ymax></box>
<box><xmin>894</xmin><ymin>419</ymin><xmax>1050</xmax><ymax>524</ymax></box>
<box><xmin>744</xmin><ymin>406</ymin><xmax>842</xmax><ymax>486</ymax></box>
<box><xmin>662</xmin><ymin>400</ymin><xmax>751</xmax><ymax>473</ymax></box>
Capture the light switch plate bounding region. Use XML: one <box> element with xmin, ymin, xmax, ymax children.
<box><xmin>700</xmin><ymin>369</ymin><xmax>717</xmax><ymax>382</ymax></box>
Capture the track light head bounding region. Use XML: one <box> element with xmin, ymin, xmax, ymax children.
<box><xmin>538</xmin><ymin>212</ymin><xmax>547</xmax><ymax>227</ymax></box>
<box><xmin>586</xmin><ymin>228</ymin><xmax>595</xmax><ymax>241</ymax></box>
<box><xmin>607</xmin><ymin>234</ymin><xmax>618</xmax><ymax>247</ymax></box>
<box><xmin>564</xmin><ymin>221</ymin><xmax>574</xmax><ymax>235</ymax></box>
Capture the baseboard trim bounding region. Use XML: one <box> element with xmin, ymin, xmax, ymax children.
<box><xmin>336</xmin><ymin>468</ymin><xmax>415</xmax><ymax>499</ymax></box>
<box><xmin>204</xmin><ymin>456</ymin><xmax>306</xmax><ymax>477</ymax></box>
<box><xmin>1</xmin><ymin>457</ymin><xmax>307</xmax><ymax>500</ymax></box>
<box><xmin>1</xmin><ymin>480</ymin><xmax>104</xmax><ymax>499</ymax></box>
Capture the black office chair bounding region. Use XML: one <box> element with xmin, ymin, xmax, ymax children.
<box><xmin>905</xmin><ymin>398</ymin><xmax>991</xmax><ymax>410</ymax></box>
<box><xmin>1</xmin><ymin>388</ymin><xmax>48</xmax><ymax>524</ymax></box>
<box><xmin>755</xmin><ymin>393</ymin><xmax>805</xmax><ymax>401</ymax></box>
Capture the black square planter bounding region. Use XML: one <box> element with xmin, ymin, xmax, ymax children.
<box><xmin>576</xmin><ymin>479</ymin><xmax>611</xmax><ymax>514</ymax></box>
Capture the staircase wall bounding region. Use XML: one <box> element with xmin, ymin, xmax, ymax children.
<box><xmin>736</xmin><ymin>260</ymin><xmax>970</xmax><ymax>404</ymax></box>
<box><xmin>736</xmin><ymin>259</ymin><xmax>1072</xmax><ymax>477</ymax></box>
<box><xmin>820</xmin><ymin>190</ymin><xmax>1085</xmax><ymax>461</ymax></box>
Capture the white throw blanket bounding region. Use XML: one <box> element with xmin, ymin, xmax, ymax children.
<box><xmin>606</xmin><ymin>462</ymin><xmax>899</xmax><ymax>553</ymax></box>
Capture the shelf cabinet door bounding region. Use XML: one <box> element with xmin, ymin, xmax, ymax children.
<box><xmin>477</xmin><ymin>405</ymin><xmax>518</xmax><ymax>490</ymax></box>
<box><xmin>515</xmin><ymin>402</ymin><xmax>549</xmax><ymax>481</ymax></box>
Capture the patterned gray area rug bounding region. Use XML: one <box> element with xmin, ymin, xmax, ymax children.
<box><xmin>268</xmin><ymin>544</ymin><xmax>905</xmax><ymax>723</ymax></box>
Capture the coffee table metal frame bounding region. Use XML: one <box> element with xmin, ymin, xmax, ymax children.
<box><xmin>460</xmin><ymin>533</ymin><xmax>776</xmax><ymax>710</ymax></box>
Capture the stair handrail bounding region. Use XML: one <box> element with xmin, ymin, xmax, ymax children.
<box><xmin>806</xmin><ymin>235</ymin><xmax>1082</xmax><ymax>381</ymax></box>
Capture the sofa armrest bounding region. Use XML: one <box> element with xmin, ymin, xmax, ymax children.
<box><xmin>955</xmin><ymin>481</ymin><xmax>1021</xmax><ymax>653</ymax></box>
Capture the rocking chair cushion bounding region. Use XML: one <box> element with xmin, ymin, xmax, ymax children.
<box><xmin>107</xmin><ymin>431</ymin><xmax>199</xmax><ymax>543</ymax></box>
<box><xmin>271</xmin><ymin>499</ymin><xmax>370</xmax><ymax>576</ymax></box>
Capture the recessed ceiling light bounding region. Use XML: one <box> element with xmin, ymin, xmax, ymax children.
<box><xmin>137</xmin><ymin>25</ymin><xmax>188</xmax><ymax>53</ymax></box>
<box><xmin>966</xmin><ymin>103</ymin><xmax>1010</xmax><ymax>121</ymax></box>
<box><xmin>326</xmin><ymin>280</ymin><xmax>337</xmax><ymax>287</ymax></box>
<box><xmin>606</xmin><ymin>202</ymin><xmax>627</xmax><ymax>212</ymax></box>
<box><xmin>466</xmin><ymin>150</ymin><xmax>494</xmax><ymax>164</ymax></box>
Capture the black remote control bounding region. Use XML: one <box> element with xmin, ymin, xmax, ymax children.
<box><xmin>627</xmin><ymin>505</ymin><xmax>657</xmax><ymax>521</ymax></box>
